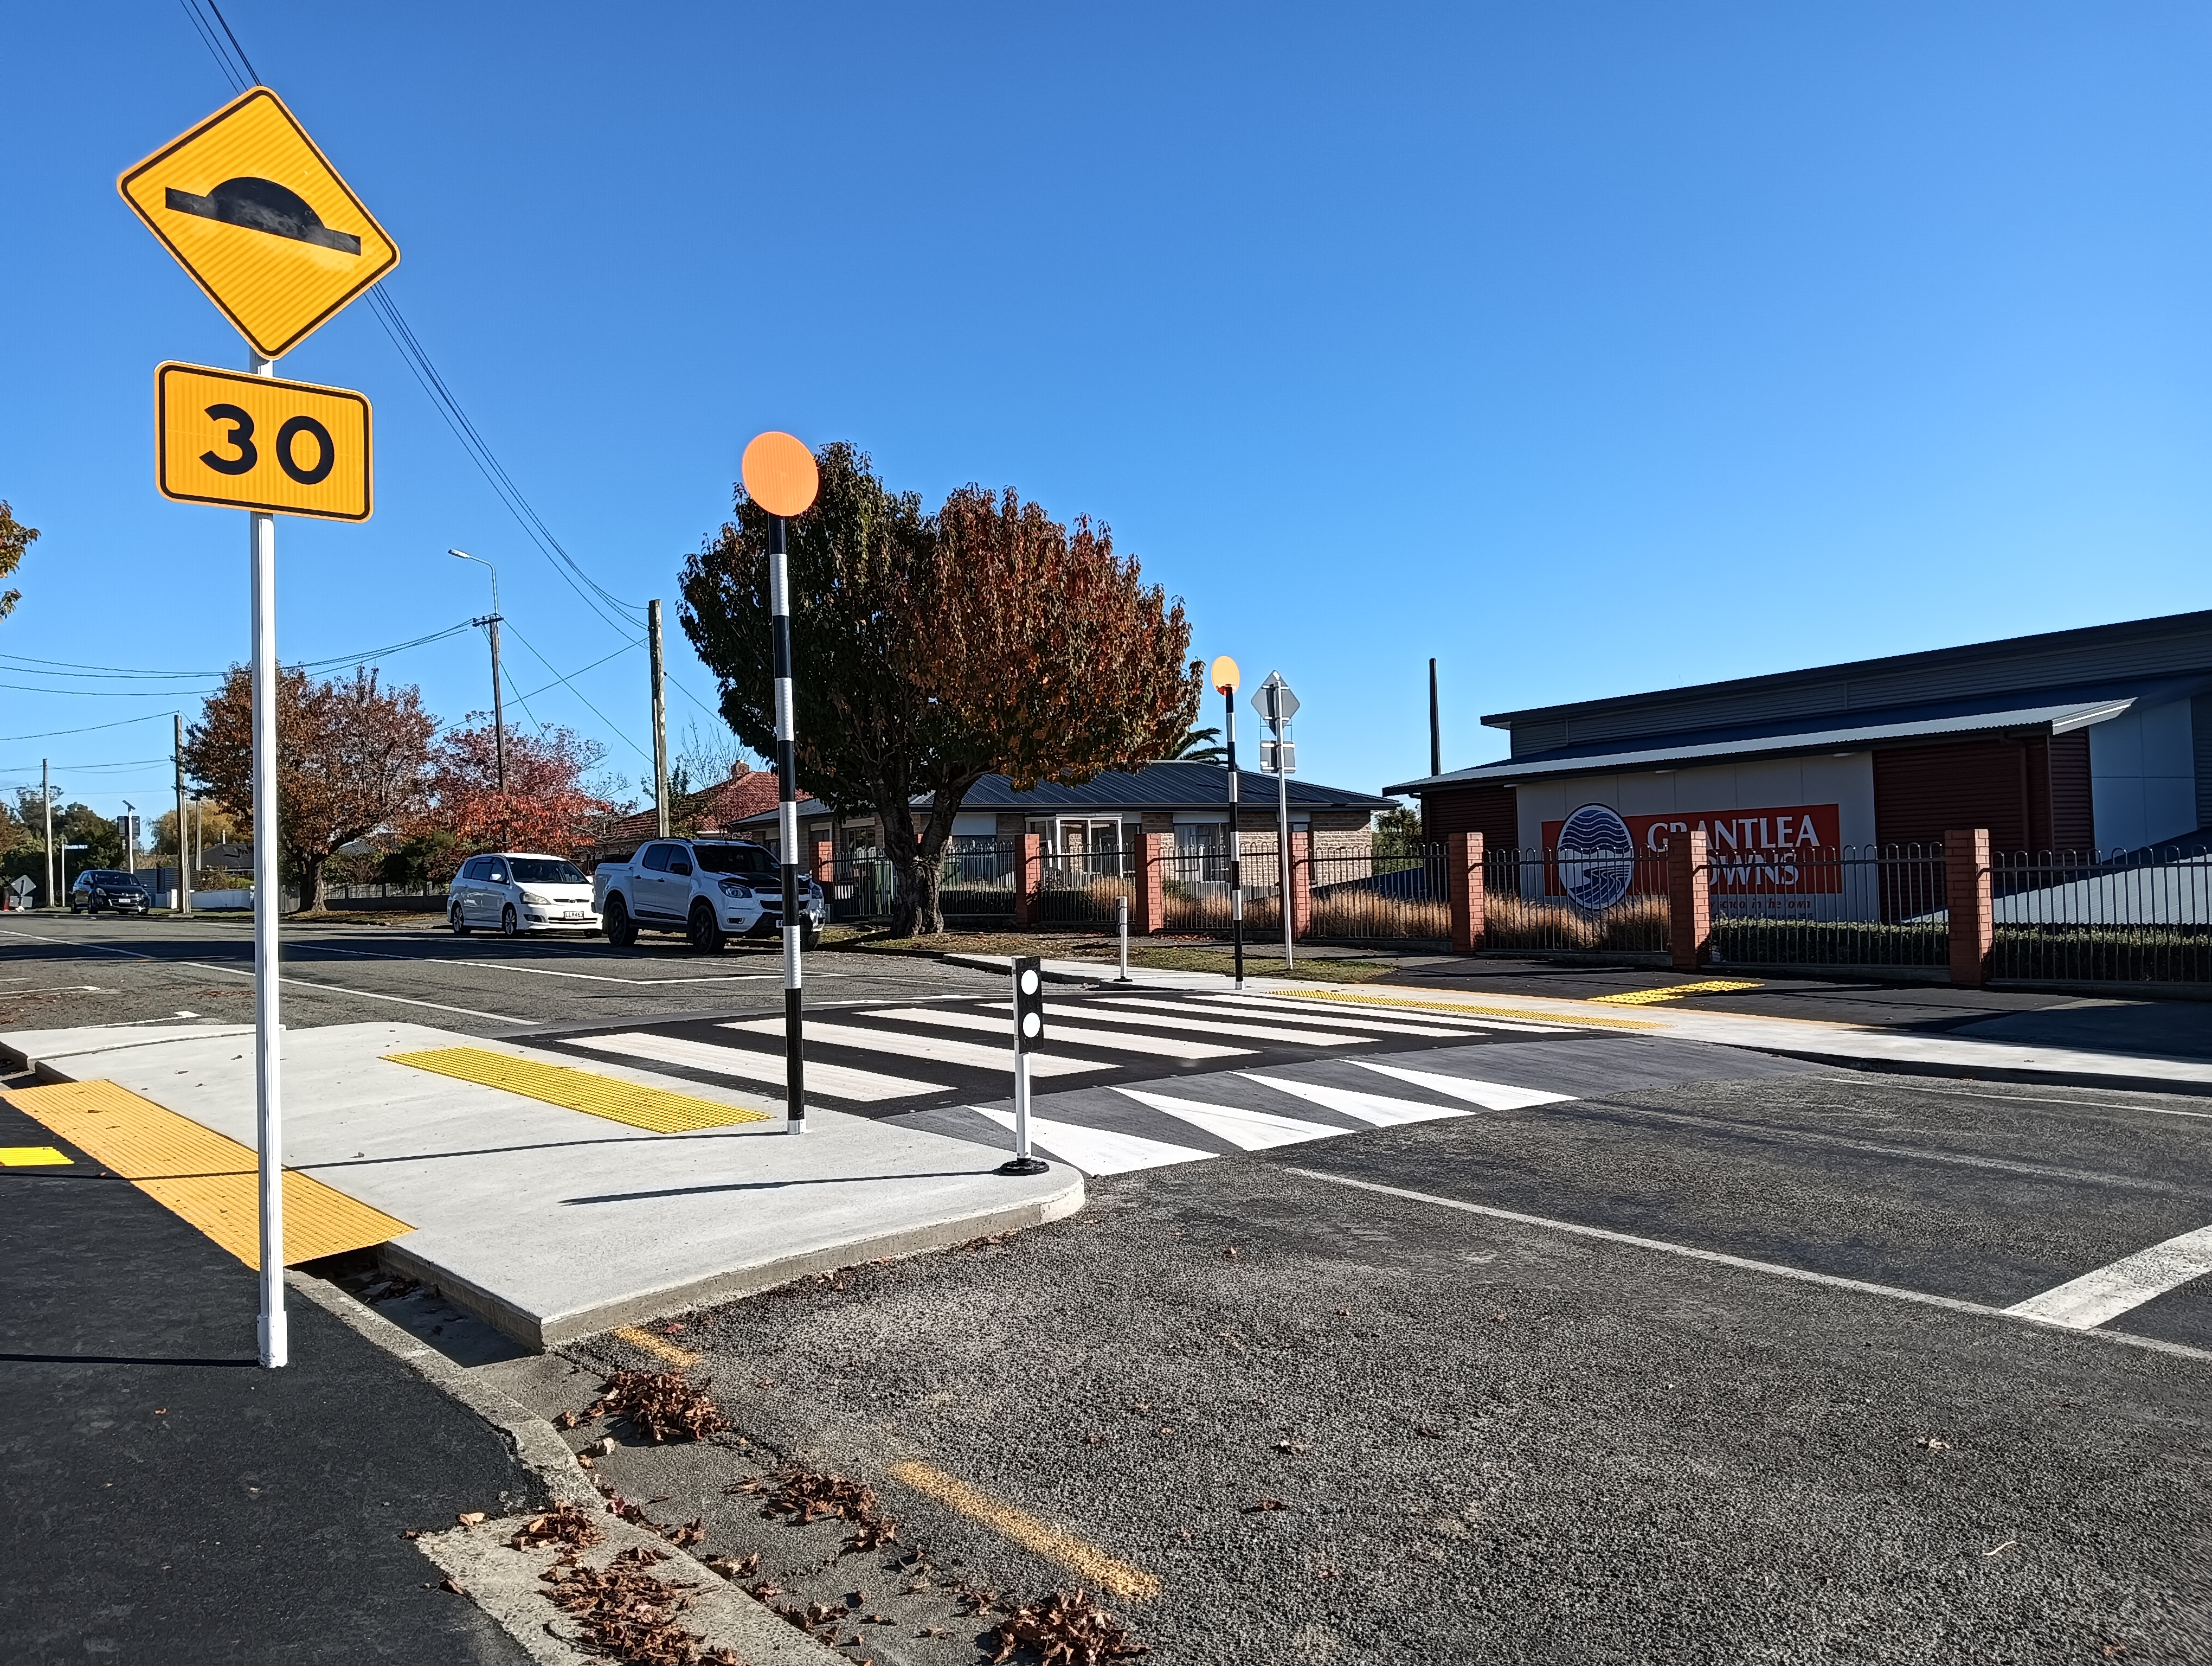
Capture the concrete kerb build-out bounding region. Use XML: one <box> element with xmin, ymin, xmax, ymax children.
<box><xmin>1</xmin><ymin>1019</ymin><xmax>1083</xmax><ymax>1349</ymax></box>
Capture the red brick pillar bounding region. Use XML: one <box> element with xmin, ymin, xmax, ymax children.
<box><xmin>1946</xmin><ymin>828</ymin><xmax>1993</xmax><ymax>988</ymax></box>
<box><xmin>1132</xmin><ymin>831</ymin><xmax>1166</xmax><ymax>935</ymax></box>
<box><xmin>1448</xmin><ymin>832</ymin><xmax>1485</xmax><ymax>954</ymax></box>
<box><xmin>1669</xmin><ymin>829</ymin><xmax>1712</xmax><ymax>971</ymax></box>
<box><xmin>1013</xmin><ymin>833</ymin><xmax>1042</xmax><ymax>928</ymax></box>
<box><xmin>1290</xmin><ymin>831</ymin><xmax>1314</xmax><ymax>939</ymax></box>
<box><xmin>811</xmin><ymin>839</ymin><xmax>834</xmax><ymax>888</ymax></box>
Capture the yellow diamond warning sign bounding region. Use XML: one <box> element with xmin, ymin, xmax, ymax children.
<box><xmin>157</xmin><ymin>362</ymin><xmax>371</xmax><ymax>522</ymax></box>
<box><xmin>119</xmin><ymin>87</ymin><xmax>398</xmax><ymax>361</ymax></box>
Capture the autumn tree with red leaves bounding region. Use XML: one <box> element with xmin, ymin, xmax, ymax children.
<box><xmin>681</xmin><ymin>443</ymin><xmax>1199</xmax><ymax>935</ymax></box>
<box><xmin>418</xmin><ymin>720</ymin><xmax>613</xmax><ymax>857</ymax></box>
<box><xmin>183</xmin><ymin>666</ymin><xmax>436</xmax><ymax>913</ymax></box>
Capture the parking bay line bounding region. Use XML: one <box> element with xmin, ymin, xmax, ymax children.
<box><xmin>886</xmin><ymin>1459</ymin><xmax>1160</xmax><ymax>1601</ymax></box>
<box><xmin>1283</xmin><ymin>1168</ymin><xmax>2212</xmax><ymax>1364</ymax></box>
<box><xmin>2006</xmin><ymin>1224</ymin><xmax>2212</xmax><ymax>1329</ymax></box>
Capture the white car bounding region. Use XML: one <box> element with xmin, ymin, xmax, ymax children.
<box><xmin>447</xmin><ymin>852</ymin><xmax>600</xmax><ymax>936</ymax></box>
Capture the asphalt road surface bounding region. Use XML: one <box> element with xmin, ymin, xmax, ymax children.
<box><xmin>0</xmin><ymin>912</ymin><xmax>1001</xmax><ymax>1037</ymax></box>
<box><xmin>534</xmin><ymin>1062</ymin><xmax>2212</xmax><ymax>1665</ymax></box>
<box><xmin>0</xmin><ymin>1078</ymin><xmax>534</xmax><ymax>1664</ymax></box>
<box><xmin>10</xmin><ymin>913</ymin><xmax>2211</xmax><ymax>1661</ymax></box>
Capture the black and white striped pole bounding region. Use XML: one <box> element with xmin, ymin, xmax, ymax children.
<box><xmin>1001</xmin><ymin>954</ymin><xmax>1049</xmax><ymax>1175</ymax></box>
<box><xmin>742</xmin><ymin>432</ymin><xmax>821</xmax><ymax>1135</ymax></box>
<box><xmin>1212</xmin><ymin>656</ymin><xmax>1244</xmax><ymax>991</ymax></box>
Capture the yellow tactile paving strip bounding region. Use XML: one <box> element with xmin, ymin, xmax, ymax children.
<box><xmin>0</xmin><ymin>1079</ymin><xmax>411</xmax><ymax>1270</ymax></box>
<box><xmin>1282</xmin><ymin>988</ymin><xmax>1657</xmax><ymax>1031</ymax></box>
<box><xmin>384</xmin><ymin>1047</ymin><xmax>770</xmax><ymax>1133</ymax></box>
<box><xmin>1591</xmin><ymin>979</ymin><xmax>1764</xmax><ymax>1006</ymax></box>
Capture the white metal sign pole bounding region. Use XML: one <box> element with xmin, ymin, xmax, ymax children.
<box><xmin>1275</xmin><ymin>708</ymin><xmax>1294</xmax><ymax>972</ymax></box>
<box><xmin>250</xmin><ymin>347</ymin><xmax>287</xmax><ymax>1368</ymax></box>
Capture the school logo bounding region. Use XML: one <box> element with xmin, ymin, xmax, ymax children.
<box><xmin>1557</xmin><ymin>803</ymin><xmax>1636</xmax><ymax>910</ymax></box>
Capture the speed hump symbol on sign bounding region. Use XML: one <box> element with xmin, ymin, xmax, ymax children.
<box><xmin>156</xmin><ymin>362</ymin><xmax>371</xmax><ymax>522</ymax></box>
<box><xmin>118</xmin><ymin>86</ymin><xmax>398</xmax><ymax>361</ymax></box>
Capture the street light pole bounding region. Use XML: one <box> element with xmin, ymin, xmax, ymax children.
<box><xmin>121</xmin><ymin>802</ymin><xmax>137</xmax><ymax>875</ymax></box>
<box><xmin>449</xmin><ymin>550</ymin><xmax>504</xmax><ymax>796</ymax></box>
<box><xmin>41</xmin><ymin>759</ymin><xmax>53</xmax><ymax>911</ymax></box>
<box><xmin>1211</xmin><ymin>656</ymin><xmax>1244</xmax><ymax>992</ymax></box>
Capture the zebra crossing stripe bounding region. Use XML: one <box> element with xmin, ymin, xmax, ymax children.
<box><xmin>874</xmin><ymin>1006</ymin><xmax>1251</xmax><ymax>1061</ymax></box>
<box><xmin>1111</xmin><ymin>1086</ymin><xmax>1351</xmax><ymax>1151</ymax></box>
<box><xmin>969</xmin><ymin>1107</ymin><xmax>1216</xmax><ymax>1175</ymax></box>
<box><xmin>1096</xmin><ymin>995</ymin><xmax>1483</xmax><ymax>1040</ymax></box>
<box><xmin>723</xmin><ymin>1016</ymin><xmax>1107</xmax><ymax>1078</ymax></box>
<box><xmin>565</xmin><ymin>1031</ymin><xmax>944</xmax><ymax>1103</ymax></box>
<box><xmin>1239</xmin><ymin>1073</ymin><xmax>1468</xmax><ymax>1127</ymax></box>
<box><xmin>1030</xmin><ymin>1001</ymin><xmax>1377</xmax><ymax>1048</ymax></box>
<box><xmin>1351</xmin><ymin>1058</ymin><xmax>1577</xmax><ymax>1111</ymax></box>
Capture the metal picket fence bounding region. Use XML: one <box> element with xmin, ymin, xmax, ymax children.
<box><xmin>1481</xmin><ymin>845</ymin><xmax>1671</xmax><ymax>956</ymax></box>
<box><xmin>1305</xmin><ymin>847</ymin><xmax>1450</xmax><ymax>943</ymax></box>
<box><xmin>1708</xmin><ymin>844</ymin><xmax>1949</xmax><ymax>970</ymax></box>
<box><xmin>1991</xmin><ymin>844</ymin><xmax>2212</xmax><ymax>984</ymax></box>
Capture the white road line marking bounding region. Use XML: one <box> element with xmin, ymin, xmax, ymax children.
<box><xmin>1864</xmin><ymin>1079</ymin><xmax>2212</xmax><ymax>1123</ymax></box>
<box><xmin>969</xmin><ymin>1106</ymin><xmax>1214</xmax><ymax>1175</ymax></box>
<box><xmin>566</xmin><ymin>1031</ymin><xmax>944</xmax><ymax>1103</ymax></box>
<box><xmin>1111</xmin><ymin>1086</ymin><xmax>1349</xmax><ymax>1151</ymax></box>
<box><xmin>1020</xmin><ymin>1001</ymin><xmax>1377</xmax><ymax>1048</ymax></box>
<box><xmin>1239</xmin><ymin>1073</ymin><xmax>1468</xmax><ymax>1126</ymax></box>
<box><xmin>2004</xmin><ymin>1224</ymin><xmax>2212</xmax><ymax>1329</ymax></box>
<box><xmin>1097</xmin><ymin>994</ymin><xmax>1484</xmax><ymax>1040</ymax></box>
<box><xmin>1284</xmin><ymin>1168</ymin><xmax>2212</xmax><ymax>1364</ymax></box>
<box><xmin>300</xmin><ymin>944</ymin><xmax>778</xmax><ymax>984</ymax></box>
<box><xmin>0</xmin><ymin>927</ymin><xmax>149</xmax><ymax>959</ymax></box>
<box><xmin>178</xmin><ymin>961</ymin><xmax>534</xmax><ymax>1024</ymax></box>
<box><xmin>724</xmin><ymin>1016</ymin><xmax>1107</xmax><ymax>1078</ymax></box>
<box><xmin>875</xmin><ymin>1006</ymin><xmax>1251</xmax><ymax>1061</ymax></box>
<box><xmin>1216</xmin><ymin>991</ymin><xmax>1571</xmax><ymax>1033</ymax></box>
<box><xmin>1351</xmin><ymin>1058</ymin><xmax>1577</xmax><ymax>1111</ymax></box>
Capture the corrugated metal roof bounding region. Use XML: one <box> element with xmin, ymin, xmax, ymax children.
<box><xmin>1386</xmin><ymin>685</ymin><xmax>2159</xmax><ymax>794</ymax></box>
<box><xmin>1481</xmin><ymin>610</ymin><xmax>2212</xmax><ymax>758</ymax></box>
<box><xmin>726</xmin><ymin>763</ymin><xmax>1395</xmax><ymax>826</ymax></box>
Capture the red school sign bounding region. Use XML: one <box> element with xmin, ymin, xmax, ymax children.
<box><xmin>1539</xmin><ymin>803</ymin><xmax>1844</xmax><ymax>894</ymax></box>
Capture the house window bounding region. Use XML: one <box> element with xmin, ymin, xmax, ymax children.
<box><xmin>1058</xmin><ymin>818</ymin><xmax>1123</xmax><ymax>874</ymax></box>
<box><xmin>1176</xmin><ymin>821</ymin><xmax>1229</xmax><ymax>882</ymax></box>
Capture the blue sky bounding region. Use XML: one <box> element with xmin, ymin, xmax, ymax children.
<box><xmin>7</xmin><ymin>4</ymin><xmax>2212</xmax><ymax>828</ymax></box>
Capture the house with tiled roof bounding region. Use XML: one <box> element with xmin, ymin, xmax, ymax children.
<box><xmin>590</xmin><ymin>764</ymin><xmax>783</xmax><ymax>858</ymax></box>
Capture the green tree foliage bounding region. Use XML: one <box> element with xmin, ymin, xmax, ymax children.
<box><xmin>1373</xmin><ymin>803</ymin><xmax>1425</xmax><ymax>856</ymax></box>
<box><xmin>0</xmin><ymin>500</ymin><xmax>37</xmax><ymax>623</ymax></box>
<box><xmin>183</xmin><ymin>665</ymin><xmax>435</xmax><ymax>913</ymax></box>
<box><xmin>1164</xmin><ymin>724</ymin><xmax>1226</xmax><ymax>762</ymax></box>
<box><xmin>682</xmin><ymin>443</ymin><xmax>1200</xmax><ymax>935</ymax></box>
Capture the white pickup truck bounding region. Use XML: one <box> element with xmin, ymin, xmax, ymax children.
<box><xmin>592</xmin><ymin>837</ymin><xmax>825</xmax><ymax>953</ymax></box>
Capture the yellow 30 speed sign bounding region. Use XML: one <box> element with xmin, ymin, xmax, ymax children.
<box><xmin>156</xmin><ymin>362</ymin><xmax>371</xmax><ymax>521</ymax></box>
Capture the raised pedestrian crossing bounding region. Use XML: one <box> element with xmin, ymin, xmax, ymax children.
<box><xmin>537</xmin><ymin>986</ymin><xmax>1540</xmax><ymax>1116</ymax></box>
<box><xmin>530</xmin><ymin>988</ymin><xmax>1606</xmax><ymax>1179</ymax></box>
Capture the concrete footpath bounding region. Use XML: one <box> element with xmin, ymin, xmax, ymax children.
<box><xmin>950</xmin><ymin>953</ymin><xmax>2212</xmax><ymax>1096</ymax></box>
<box><xmin>0</xmin><ymin>1020</ymin><xmax>1081</xmax><ymax>1349</ymax></box>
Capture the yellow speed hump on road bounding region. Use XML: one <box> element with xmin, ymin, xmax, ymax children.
<box><xmin>157</xmin><ymin>363</ymin><xmax>371</xmax><ymax>521</ymax></box>
<box><xmin>118</xmin><ymin>86</ymin><xmax>398</xmax><ymax>361</ymax></box>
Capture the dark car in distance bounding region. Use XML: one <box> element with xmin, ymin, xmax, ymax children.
<box><xmin>71</xmin><ymin>869</ymin><xmax>151</xmax><ymax>916</ymax></box>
